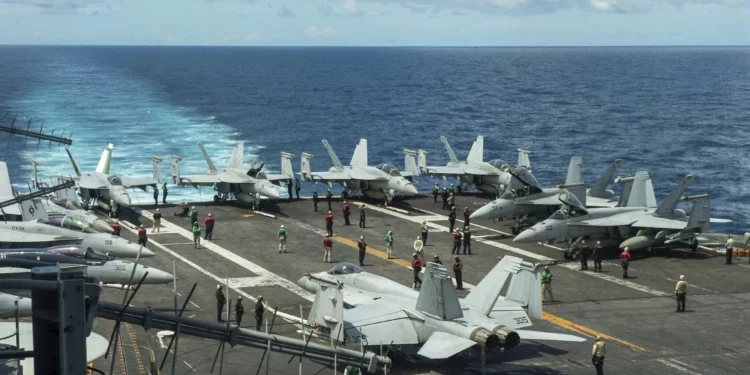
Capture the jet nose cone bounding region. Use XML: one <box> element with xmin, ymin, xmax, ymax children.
<box><xmin>514</xmin><ymin>228</ymin><xmax>538</xmax><ymax>243</ymax></box>
<box><xmin>146</xmin><ymin>268</ymin><xmax>174</xmax><ymax>284</ymax></box>
<box><xmin>402</xmin><ymin>183</ymin><xmax>418</xmax><ymax>196</ymax></box>
<box><xmin>470</xmin><ymin>203</ymin><xmax>495</xmax><ymax>220</ymax></box>
<box><xmin>115</xmin><ymin>194</ymin><xmax>131</xmax><ymax>207</ymax></box>
<box><xmin>264</xmin><ymin>186</ymin><xmax>281</xmax><ymax>199</ymax></box>
<box><xmin>92</xmin><ymin>220</ymin><xmax>114</xmax><ymax>234</ymax></box>
<box><xmin>139</xmin><ymin>247</ymin><xmax>156</xmax><ymax>257</ymax></box>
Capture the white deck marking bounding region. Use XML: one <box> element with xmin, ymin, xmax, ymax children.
<box><xmin>557</xmin><ymin>263</ymin><xmax>669</xmax><ymax>296</ymax></box>
<box><xmin>656</xmin><ymin>359</ymin><xmax>702</xmax><ymax>374</ymax></box>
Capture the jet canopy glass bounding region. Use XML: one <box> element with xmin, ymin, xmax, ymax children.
<box><xmin>488</xmin><ymin>159</ymin><xmax>510</xmax><ymax>171</ymax></box>
<box><xmin>107</xmin><ymin>176</ymin><xmax>123</xmax><ymax>185</ymax></box>
<box><xmin>509</xmin><ymin>166</ymin><xmax>539</xmax><ymax>188</ymax></box>
<box><xmin>327</xmin><ymin>262</ymin><xmax>364</xmax><ymax>275</ymax></box>
<box><xmin>375</xmin><ymin>164</ymin><xmax>402</xmax><ymax>176</ymax></box>
<box><xmin>552</xmin><ymin>190</ymin><xmax>588</xmax><ymax>219</ymax></box>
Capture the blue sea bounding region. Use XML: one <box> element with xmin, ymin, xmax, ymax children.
<box><xmin>1</xmin><ymin>46</ymin><xmax>748</xmax><ymax>232</ymax></box>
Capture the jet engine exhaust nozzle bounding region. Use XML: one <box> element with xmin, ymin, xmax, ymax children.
<box><xmin>470</xmin><ymin>328</ymin><xmax>502</xmax><ymax>350</ymax></box>
<box><xmin>493</xmin><ymin>325</ymin><xmax>521</xmax><ymax>350</ymax></box>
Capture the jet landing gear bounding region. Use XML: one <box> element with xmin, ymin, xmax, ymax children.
<box><xmin>213</xmin><ymin>194</ymin><xmax>229</xmax><ymax>203</ymax></box>
<box><xmin>510</xmin><ymin>216</ymin><xmax>531</xmax><ymax>236</ymax></box>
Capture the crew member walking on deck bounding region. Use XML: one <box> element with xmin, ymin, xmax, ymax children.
<box><xmin>254</xmin><ymin>296</ymin><xmax>264</xmax><ymax>331</ymax></box>
<box><xmin>593</xmin><ymin>241</ymin><xmax>603</xmax><ymax>272</ymax></box>
<box><xmin>463</xmin><ymin>207</ymin><xmax>471</xmax><ymax>227</ymax></box>
<box><xmin>152</xmin><ymin>209</ymin><xmax>162</xmax><ymax>233</ymax></box>
<box><xmin>448</xmin><ymin>207</ymin><xmax>457</xmax><ymax>233</ymax></box>
<box><xmin>449</xmin><ymin>184</ymin><xmax>455</xmax><ymax>195</ymax></box>
<box><xmin>153</xmin><ymin>186</ymin><xmax>159</xmax><ymax>206</ymax></box>
<box><xmin>325</xmin><ymin>210</ymin><xmax>334</xmax><ymax>236</ymax></box>
<box><xmin>295</xmin><ymin>179</ymin><xmax>301</xmax><ymax>200</ymax></box>
<box><xmin>592</xmin><ymin>336</ymin><xmax>606</xmax><ymax>375</ymax></box>
<box><xmin>420</xmin><ymin>220</ymin><xmax>428</xmax><ymax>245</ymax></box>
<box><xmin>441</xmin><ymin>188</ymin><xmax>449</xmax><ymax>210</ymax></box>
<box><xmin>112</xmin><ymin>221</ymin><xmax>121</xmax><ymax>236</ymax></box>
<box><xmin>619</xmin><ymin>247</ymin><xmax>631</xmax><ymax>278</ymax></box>
<box><xmin>189</xmin><ymin>206</ymin><xmax>198</xmax><ymax>226</ymax></box>
<box><xmin>452</xmin><ymin>229</ymin><xmax>462</xmax><ymax>255</ymax></box>
<box><xmin>162</xmin><ymin>182</ymin><xmax>168</xmax><ymax>204</ymax></box>
<box><xmin>579</xmin><ymin>240</ymin><xmax>589</xmax><ymax>271</ymax></box>
<box><xmin>216</xmin><ymin>285</ymin><xmax>226</xmax><ymax>323</ymax></box>
<box><xmin>726</xmin><ymin>236</ymin><xmax>734</xmax><ymax>264</ymax></box>
<box><xmin>342</xmin><ymin>201</ymin><xmax>351</xmax><ymax>225</ymax></box>
<box><xmin>541</xmin><ymin>266</ymin><xmax>554</xmax><ymax>302</ymax></box>
<box><xmin>411</xmin><ymin>253</ymin><xmax>423</xmax><ymax>289</ymax></box>
<box><xmin>312</xmin><ymin>190</ymin><xmax>319</xmax><ymax>212</ymax></box>
<box><xmin>462</xmin><ymin>226</ymin><xmax>472</xmax><ymax>255</ymax></box>
<box><xmin>385</xmin><ymin>231</ymin><xmax>394</xmax><ymax>259</ymax></box>
<box><xmin>137</xmin><ymin>225</ymin><xmax>148</xmax><ymax>247</ymax></box>
<box><xmin>447</xmin><ymin>194</ymin><xmax>454</xmax><ymax>211</ymax></box>
<box><xmin>204</xmin><ymin>213</ymin><xmax>215</xmax><ymax>240</ymax></box>
<box><xmin>453</xmin><ymin>257</ymin><xmax>463</xmax><ymax>290</ymax></box>
<box><xmin>287</xmin><ymin>180</ymin><xmax>293</xmax><ymax>200</ymax></box>
<box><xmin>278</xmin><ymin>225</ymin><xmax>288</xmax><ymax>253</ymax></box>
<box><xmin>675</xmin><ymin>275</ymin><xmax>687</xmax><ymax>312</ymax></box>
<box><xmin>357</xmin><ymin>236</ymin><xmax>367</xmax><ymax>266</ymax></box>
<box><xmin>192</xmin><ymin>222</ymin><xmax>202</xmax><ymax>249</ymax></box>
<box><xmin>323</xmin><ymin>234</ymin><xmax>333</xmax><ymax>263</ymax></box>
<box><xmin>235</xmin><ymin>296</ymin><xmax>244</xmax><ymax>327</ymax></box>
<box><xmin>359</xmin><ymin>204</ymin><xmax>366</xmax><ymax>228</ymax></box>
<box><xmin>326</xmin><ymin>189</ymin><xmax>333</xmax><ymax>211</ymax></box>
<box><xmin>432</xmin><ymin>183</ymin><xmax>439</xmax><ymax>202</ymax></box>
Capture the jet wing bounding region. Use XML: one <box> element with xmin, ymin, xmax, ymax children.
<box><xmin>263</xmin><ymin>174</ymin><xmax>291</xmax><ymax>182</ymax></box>
<box><xmin>572</xmin><ymin>216</ymin><xmax>637</xmax><ymax>227</ymax></box>
<box><xmin>417</xmin><ymin>332</ymin><xmax>476</xmax><ymax>359</ymax></box>
<box><xmin>342</xmin><ymin>304</ymin><xmax>420</xmax><ymax>346</ymax></box>
<box><xmin>179</xmin><ymin>173</ymin><xmax>248</xmax><ymax>185</ymax></box>
<box><xmin>631</xmin><ymin>216</ymin><xmax>687</xmax><ymax>230</ymax></box>
<box><xmin>587</xmin><ymin>196</ymin><xmax>619</xmax><ymax>208</ymax></box>
<box><xmin>424</xmin><ymin>165</ymin><xmax>465</xmax><ymax>176</ymax></box>
<box><xmin>309</xmin><ymin>171</ymin><xmax>353</xmax><ymax>181</ymax></box>
<box><xmin>119</xmin><ymin>177</ymin><xmax>158</xmax><ymax>188</ymax></box>
<box><xmin>341</xmin><ymin>289</ymin><xmax>385</xmax><ymax>307</ymax></box>
<box><xmin>0</xmin><ymin>228</ymin><xmax>82</xmax><ymax>243</ymax></box>
<box><xmin>76</xmin><ymin>178</ymin><xmax>108</xmax><ymax>190</ymax></box>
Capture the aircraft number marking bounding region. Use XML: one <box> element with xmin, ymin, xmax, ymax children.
<box><xmin>114</xmin><ymin>265</ymin><xmax>128</xmax><ymax>272</ymax></box>
<box><xmin>104</xmin><ymin>240</ymin><xmax>113</xmax><ymax>245</ymax></box>
<box><xmin>514</xmin><ymin>317</ymin><xmax>529</xmax><ymax>325</ymax></box>
<box><xmin>350</xmin><ymin>334</ymin><xmax>368</xmax><ymax>344</ymax></box>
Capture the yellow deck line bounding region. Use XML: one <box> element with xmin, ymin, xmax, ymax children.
<box><xmin>331</xmin><ymin>234</ymin><xmax>650</xmax><ymax>353</ymax></box>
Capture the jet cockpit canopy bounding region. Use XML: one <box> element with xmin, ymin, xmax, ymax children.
<box><xmin>375</xmin><ymin>164</ymin><xmax>401</xmax><ymax>177</ymax></box>
<box><xmin>327</xmin><ymin>262</ymin><xmax>364</xmax><ymax>275</ymax></box>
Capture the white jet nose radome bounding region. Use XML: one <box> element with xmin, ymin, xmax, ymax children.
<box><xmin>260</xmin><ymin>184</ymin><xmax>281</xmax><ymax>199</ymax></box>
<box><xmin>401</xmin><ymin>183</ymin><xmax>418</xmax><ymax>196</ymax></box>
<box><xmin>514</xmin><ymin>227</ymin><xmax>539</xmax><ymax>243</ymax></box>
<box><xmin>114</xmin><ymin>192</ymin><xmax>131</xmax><ymax>207</ymax></box>
<box><xmin>470</xmin><ymin>202</ymin><xmax>497</xmax><ymax>220</ymax></box>
<box><xmin>139</xmin><ymin>265</ymin><xmax>175</xmax><ymax>284</ymax></box>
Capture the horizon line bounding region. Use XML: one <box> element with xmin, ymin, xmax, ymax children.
<box><xmin>0</xmin><ymin>44</ymin><xmax>748</xmax><ymax>48</ymax></box>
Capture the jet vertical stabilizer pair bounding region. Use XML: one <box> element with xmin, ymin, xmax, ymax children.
<box><xmin>413</xmin><ymin>135</ymin><xmax>532</xmax><ymax>196</ymax></box>
<box><xmin>298</xmin><ymin>256</ymin><xmax>584</xmax><ymax>360</ymax></box>
<box><xmin>172</xmin><ymin>142</ymin><xmax>295</xmax><ymax>204</ymax></box>
<box><xmin>300</xmin><ymin>139</ymin><xmax>418</xmax><ymax>202</ymax></box>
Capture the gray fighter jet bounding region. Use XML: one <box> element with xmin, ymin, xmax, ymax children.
<box><xmin>297</xmin><ymin>256</ymin><xmax>583</xmax><ymax>359</ymax></box>
<box><xmin>514</xmin><ymin>173</ymin><xmax>727</xmax><ymax>251</ymax></box>
<box><xmin>172</xmin><ymin>141</ymin><xmax>294</xmax><ymax>204</ymax></box>
<box><xmin>65</xmin><ymin>144</ymin><xmax>162</xmax><ymax>216</ymax></box>
<box><xmin>0</xmin><ymin>247</ymin><xmax>172</xmax><ymax>285</ymax></box>
<box><xmin>470</xmin><ymin>157</ymin><xmax>622</xmax><ymax>230</ymax></box>
<box><xmin>300</xmin><ymin>139</ymin><xmax>418</xmax><ymax>202</ymax></box>
<box><xmin>0</xmin><ymin>198</ymin><xmax>153</xmax><ymax>257</ymax></box>
<box><xmin>415</xmin><ymin>135</ymin><xmax>532</xmax><ymax>195</ymax></box>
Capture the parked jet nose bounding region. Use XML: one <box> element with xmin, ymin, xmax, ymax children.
<box><xmin>514</xmin><ymin>227</ymin><xmax>540</xmax><ymax>243</ymax></box>
<box><xmin>470</xmin><ymin>202</ymin><xmax>497</xmax><ymax>220</ymax></box>
<box><xmin>296</xmin><ymin>275</ymin><xmax>321</xmax><ymax>293</ymax></box>
<box><xmin>113</xmin><ymin>191</ymin><xmax>131</xmax><ymax>207</ymax></box>
<box><xmin>259</xmin><ymin>184</ymin><xmax>281</xmax><ymax>199</ymax></box>
<box><xmin>401</xmin><ymin>183</ymin><xmax>418</xmax><ymax>196</ymax></box>
<box><xmin>91</xmin><ymin>219</ymin><xmax>114</xmax><ymax>234</ymax></box>
<box><xmin>140</xmin><ymin>265</ymin><xmax>175</xmax><ymax>284</ymax></box>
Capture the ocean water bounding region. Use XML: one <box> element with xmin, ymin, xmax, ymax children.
<box><xmin>0</xmin><ymin>46</ymin><xmax>748</xmax><ymax>231</ymax></box>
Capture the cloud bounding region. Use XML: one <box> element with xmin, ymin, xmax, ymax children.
<box><xmin>0</xmin><ymin>0</ymin><xmax>114</xmax><ymax>15</ymax></box>
<box><xmin>450</xmin><ymin>10</ymin><xmax>467</xmax><ymax>15</ymax></box>
<box><xmin>276</xmin><ymin>5</ymin><xmax>296</xmax><ymax>17</ymax></box>
<box><xmin>339</xmin><ymin>0</ymin><xmax>364</xmax><ymax>16</ymax></box>
<box><xmin>362</xmin><ymin>0</ymin><xmax>750</xmax><ymax>15</ymax></box>
<box><xmin>304</xmin><ymin>25</ymin><xmax>334</xmax><ymax>37</ymax></box>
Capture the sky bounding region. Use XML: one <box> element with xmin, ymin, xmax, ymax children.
<box><xmin>0</xmin><ymin>0</ymin><xmax>748</xmax><ymax>46</ymax></box>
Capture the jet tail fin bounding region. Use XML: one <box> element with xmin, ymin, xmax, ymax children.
<box><xmin>300</xmin><ymin>153</ymin><xmax>314</xmax><ymax>181</ymax></box>
<box><xmin>0</xmin><ymin>162</ymin><xmax>13</xmax><ymax>197</ymax></box>
<box><xmin>466</xmin><ymin>136</ymin><xmax>483</xmax><ymax>163</ymax></box>
<box><xmin>684</xmin><ymin>194</ymin><xmax>711</xmax><ymax>233</ymax></box>
<box><xmin>416</xmin><ymin>262</ymin><xmax>463</xmax><ymax>320</ymax></box>
<box><xmin>517</xmin><ymin>149</ymin><xmax>531</xmax><ymax>171</ymax></box>
<box><xmin>589</xmin><ymin>159</ymin><xmax>621</xmax><ymax>199</ymax></box>
<box><xmin>307</xmin><ymin>284</ymin><xmax>345</xmax><ymax>342</ymax></box>
<box><xmin>464</xmin><ymin>256</ymin><xmax>541</xmax><ymax>318</ymax></box>
<box><xmin>564</xmin><ymin>156</ymin><xmax>583</xmax><ymax>186</ymax></box>
<box><xmin>151</xmin><ymin>156</ymin><xmax>164</xmax><ymax>184</ymax></box>
<box><xmin>321</xmin><ymin>140</ymin><xmax>344</xmax><ymax>169</ymax></box>
<box><xmin>349</xmin><ymin>139</ymin><xmax>368</xmax><ymax>167</ymax></box>
<box><xmin>171</xmin><ymin>156</ymin><xmax>183</xmax><ymax>185</ymax></box>
<box><xmin>197</xmin><ymin>143</ymin><xmax>217</xmax><ymax>172</ymax></box>
<box><xmin>20</xmin><ymin>198</ymin><xmax>48</xmax><ymax>221</ymax></box>
<box><xmin>625</xmin><ymin>172</ymin><xmax>650</xmax><ymax>208</ymax></box>
<box><xmin>440</xmin><ymin>136</ymin><xmax>459</xmax><ymax>164</ymax></box>
<box><xmin>403</xmin><ymin>149</ymin><xmax>420</xmax><ymax>176</ymax></box>
<box><xmin>417</xmin><ymin>150</ymin><xmax>428</xmax><ymax>173</ymax></box>
<box><xmin>655</xmin><ymin>175</ymin><xmax>694</xmax><ymax>216</ymax></box>
<box><xmin>64</xmin><ymin>146</ymin><xmax>82</xmax><ymax>177</ymax></box>
<box><xmin>95</xmin><ymin>144</ymin><xmax>113</xmax><ymax>174</ymax></box>
<box><xmin>614</xmin><ymin>175</ymin><xmax>634</xmax><ymax>207</ymax></box>
<box><xmin>227</xmin><ymin>142</ymin><xmax>244</xmax><ymax>170</ymax></box>
<box><xmin>280</xmin><ymin>152</ymin><xmax>295</xmax><ymax>180</ymax></box>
